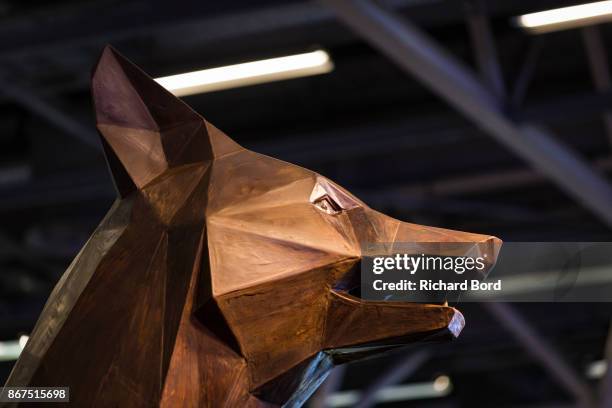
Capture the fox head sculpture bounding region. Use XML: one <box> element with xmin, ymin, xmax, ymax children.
<box><xmin>5</xmin><ymin>46</ymin><xmax>501</xmax><ymax>407</ymax></box>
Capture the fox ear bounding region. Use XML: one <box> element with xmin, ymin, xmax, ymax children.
<box><xmin>91</xmin><ymin>45</ymin><xmax>241</xmax><ymax>196</ymax></box>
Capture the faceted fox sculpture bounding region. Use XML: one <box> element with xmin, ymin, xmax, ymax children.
<box><xmin>5</xmin><ymin>47</ymin><xmax>501</xmax><ymax>407</ymax></box>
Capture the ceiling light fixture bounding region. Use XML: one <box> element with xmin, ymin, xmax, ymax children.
<box><xmin>325</xmin><ymin>376</ymin><xmax>453</xmax><ymax>407</ymax></box>
<box><xmin>155</xmin><ymin>50</ymin><xmax>333</xmax><ymax>97</ymax></box>
<box><xmin>516</xmin><ymin>1</ymin><xmax>612</xmax><ymax>33</ymax></box>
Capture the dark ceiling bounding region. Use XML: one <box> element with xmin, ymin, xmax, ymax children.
<box><xmin>0</xmin><ymin>1</ymin><xmax>611</xmax><ymax>407</ymax></box>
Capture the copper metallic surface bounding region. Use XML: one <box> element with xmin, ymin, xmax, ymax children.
<box><xmin>4</xmin><ymin>46</ymin><xmax>501</xmax><ymax>407</ymax></box>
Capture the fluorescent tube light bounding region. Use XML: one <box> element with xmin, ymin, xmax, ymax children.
<box><xmin>0</xmin><ymin>340</ymin><xmax>21</xmax><ymax>362</ymax></box>
<box><xmin>586</xmin><ymin>359</ymin><xmax>607</xmax><ymax>379</ymax></box>
<box><xmin>155</xmin><ymin>50</ymin><xmax>333</xmax><ymax>97</ymax></box>
<box><xmin>325</xmin><ymin>376</ymin><xmax>453</xmax><ymax>407</ymax></box>
<box><xmin>516</xmin><ymin>1</ymin><xmax>612</xmax><ymax>33</ymax></box>
<box><xmin>19</xmin><ymin>335</ymin><xmax>29</xmax><ymax>350</ymax></box>
<box><xmin>0</xmin><ymin>335</ymin><xmax>29</xmax><ymax>362</ymax></box>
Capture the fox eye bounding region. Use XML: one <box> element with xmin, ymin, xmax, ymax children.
<box><xmin>313</xmin><ymin>195</ymin><xmax>342</xmax><ymax>215</ymax></box>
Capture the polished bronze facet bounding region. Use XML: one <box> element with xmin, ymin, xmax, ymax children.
<box><xmin>4</xmin><ymin>46</ymin><xmax>501</xmax><ymax>407</ymax></box>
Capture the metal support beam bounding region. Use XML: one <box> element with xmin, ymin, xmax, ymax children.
<box><xmin>465</xmin><ymin>0</ymin><xmax>506</xmax><ymax>101</ymax></box>
<box><xmin>310</xmin><ymin>365</ymin><xmax>347</xmax><ymax>408</ymax></box>
<box><xmin>581</xmin><ymin>26</ymin><xmax>612</xmax><ymax>147</ymax></box>
<box><xmin>511</xmin><ymin>38</ymin><xmax>543</xmax><ymax>107</ymax></box>
<box><xmin>0</xmin><ymin>0</ymin><xmax>426</xmax><ymax>60</ymax></box>
<box><xmin>0</xmin><ymin>80</ymin><xmax>100</xmax><ymax>150</ymax></box>
<box><xmin>485</xmin><ymin>303</ymin><xmax>595</xmax><ymax>407</ymax></box>
<box><xmin>354</xmin><ymin>349</ymin><xmax>431</xmax><ymax>408</ymax></box>
<box><xmin>322</xmin><ymin>0</ymin><xmax>612</xmax><ymax>228</ymax></box>
<box><xmin>385</xmin><ymin>156</ymin><xmax>612</xmax><ymax>200</ymax></box>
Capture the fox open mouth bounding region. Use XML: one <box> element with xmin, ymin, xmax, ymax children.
<box><xmin>323</xmin><ymin>291</ymin><xmax>465</xmax><ymax>364</ymax></box>
<box><xmin>326</xmin><ymin>260</ymin><xmax>465</xmax><ymax>357</ymax></box>
<box><xmin>334</xmin><ymin>261</ymin><xmax>363</xmax><ymax>298</ymax></box>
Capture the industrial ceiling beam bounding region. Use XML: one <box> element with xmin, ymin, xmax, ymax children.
<box><xmin>0</xmin><ymin>0</ymin><xmax>425</xmax><ymax>60</ymax></box>
<box><xmin>0</xmin><ymin>80</ymin><xmax>100</xmax><ymax>150</ymax></box>
<box><xmin>310</xmin><ymin>365</ymin><xmax>347</xmax><ymax>408</ymax></box>
<box><xmin>485</xmin><ymin>303</ymin><xmax>595</xmax><ymax>407</ymax></box>
<box><xmin>354</xmin><ymin>349</ymin><xmax>431</xmax><ymax>408</ymax></box>
<box><xmin>404</xmin><ymin>156</ymin><xmax>612</xmax><ymax>197</ymax></box>
<box><xmin>322</xmin><ymin>0</ymin><xmax>612</xmax><ymax>228</ymax></box>
<box><xmin>510</xmin><ymin>38</ymin><xmax>543</xmax><ymax>108</ymax></box>
<box><xmin>465</xmin><ymin>0</ymin><xmax>506</xmax><ymax>101</ymax></box>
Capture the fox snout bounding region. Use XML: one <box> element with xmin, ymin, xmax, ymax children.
<box><xmin>321</xmin><ymin>208</ymin><xmax>500</xmax><ymax>354</ymax></box>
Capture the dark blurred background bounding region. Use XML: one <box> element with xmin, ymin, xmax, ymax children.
<box><xmin>0</xmin><ymin>0</ymin><xmax>611</xmax><ymax>407</ymax></box>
